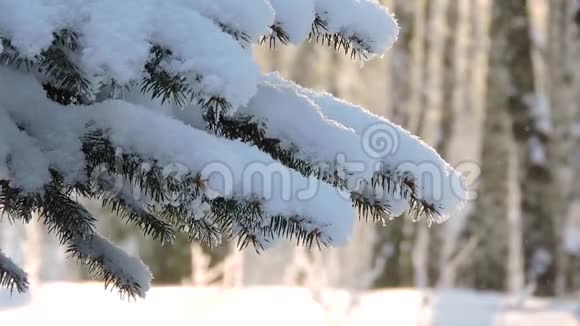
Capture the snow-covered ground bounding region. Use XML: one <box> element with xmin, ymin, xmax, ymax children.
<box><xmin>0</xmin><ymin>284</ymin><xmax>578</xmax><ymax>325</ymax></box>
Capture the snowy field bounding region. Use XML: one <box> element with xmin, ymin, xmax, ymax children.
<box><xmin>0</xmin><ymin>284</ymin><xmax>578</xmax><ymax>326</ymax></box>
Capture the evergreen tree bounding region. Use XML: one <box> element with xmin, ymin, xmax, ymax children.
<box><xmin>0</xmin><ymin>0</ymin><xmax>465</xmax><ymax>298</ymax></box>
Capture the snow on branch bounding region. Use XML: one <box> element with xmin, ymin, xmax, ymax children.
<box><xmin>263</xmin><ymin>73</ymin><xmax>467</xmax><ymax>223</ymax></box>
<box><xmin>236</xmin><ymin>81</ymin><xmax>398</xmax><ymax>220</ymax></box>
<box><xmin>96</xmin><ymin>174</ymin><xmax>176</xmax><ymax>245</ymax></box>
<box><xmin>0</xmin><ymin>67</ymin><xmax>355</xmax><ymax>246</ymax></box>
<box><xmin>1</xmin><ymin>0</ymin><xmax>399</xmax><ymax>118</ymax></box>
<box><xmin>0</xmin><ymin>1</ymin><xmax>260</xmax><ymax>109</ymax></box>
<box><xmin>67</xmin><ymin>234</ymin><xmax>152</xmax><ymax>299</ymax></box>
<box><xmin>187</xmin><ymin>0</ymin><xmax>274</xmax><ymax>44</ymax></box>
<box><xmin>267</xmin><ymin>0</ymin><xmax>316</xmax><ymax>44</ymax></box>
<box><xmin>0</xmin><ymin>0</ymin><xmax>460</xmax><ymax>298</ymax></box>
<box><xmin>263</xmin><ymin>0</ymin><xmax>399</xmax><ymax>58</ymax></box>
<box><xmin>0</xmin><ymin>250</ymin><xmax>29</xmax><ymax>293</ymax></box>
<box><xmin>0</xmin><ymin>109</ymin><xmax>51</xmax><ymax>192</ymax></box>
<box><xmin>311</xmin><ymin>0</ymin><xmax>399</xmax><ymax>59</ymax></box>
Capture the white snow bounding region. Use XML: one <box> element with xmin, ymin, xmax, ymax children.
<box><xmin>0</xmin><ymin>284</ymin><xmax>578</xmax><ymax>326</ymax></box>
<box><xmin>0</xmin><ymin>0</ymin><xmax>69</xmax><ymax>57</ymax></box>
<box><xmin>0</xmin><ymin>109</ymin><xmax>52</xmax><ymax>192</ymax></box>
<box><xmin>186</xmin><ymin>0</ymin><xmax>274</xmax><ymax>43</ymax></box>
<box><xmin>240</xmin><ymin>81</ymin><xmax>374</xmax><ymax>178</ymax></box>
<box><xmin>268</xmin><ymin>0</ymin><xmax>316</xmax><ymax>43</ymax></box>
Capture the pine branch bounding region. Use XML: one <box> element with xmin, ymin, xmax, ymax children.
<box><xmin>204</xmin><ymin>112</ymin><xmax>325</xmax><ymax>183</ymax></box>
<box><xmin>0</xmin><ymin>31</ymin><xmax>92</xmax><ymax>105</ymax></box>
<box><xmin>309</xmin><ymin>15</ymin><xmax>371</xmax><ymax>60</ymax></box>
<box><xmin>0</xmin><ymin>250</ymin><xmax>29</xmax><ymax>293</ymax></box>
<box><xmin>96</xmin><ymin>174</ymin><xmax>176</xmax><ymax>245</ymax></box>
<box><xmin>260</xmin><ymin>24</ymin><xmax>290</xmax><ymax>48</ymax></box>
<box><xmin>66</xmin><ymin>234</ymin><xmax>151</xmax><ymax>299</ymax></box>
<box><xmin>142</xmin><ymin>45</ymin><xmax>232</xmax><ymax>115</ymax></box>
<box><xmin>40</xmin><ymin>184</ymin><xmax>96</xmax><ymax>243</ymax></box>
<box><xmin>0</xmin><ymin>38</ymin><xmax>34</xmax><ymax>69</ymax></box>
<box><xmin>39</xmin><ymin>30</ymin><xmax>92</xmax><ymax>104</ymax></box>
<box><xmin>351</xmin><ymin>192</ymin><xmax>390</xmax><ymax>223</ymax></box>
<box><xmin>218</xmin><ymin>23</ymin><xmax>251</xmax><ymax>47</ymax></box>
<box><xmin>81</xmin><ymin>128</ymin><xmax>333</xmax><ymax>249</ymax></box>
<box><xmin>0</xmin><ymin>180</ymin><xmax>37</xmax><ymax>223</ymax></box>
<box><xmin>83</xmin><ymin>129</ymin><xmax>219</xmax><ymax>244</ymax></box>
<box><xmin>372</xmin><ymin>168</ymin><xmax>442</xmax><ymax>224</ymax></box>
<box><xmin>268</xmin><ymin>215</ymin><xmax>331</xmax><ymax>249</ymax></box>
<box><xmin>1</xmin><ymin>172</ymin><xmax>151</xmax><ymax>298</ymax></box>
<box><xmin>209</xmin><ymin>198</ymin><xmax>331</xmax><ymax>251</ymax></box>
<box><xmin>257</xmin><ymin>15</ymin><xmax>372</xmax><ymax>60</ymax></box>
<box><xmin>203</xmin><ymin>112</ymin><xmax>436</xmax><ymax>224</ymax></box>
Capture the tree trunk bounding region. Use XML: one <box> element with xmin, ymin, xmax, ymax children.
<box><xmin>547</xmin><ymin>0</ymin><xmax>580</xmax><ymax>296</ymax></box>
<box><xmin>437</xmin><ymin>0</ymin><xmax>484</xmax><ymax>289</ymax></box>
<box><xmin>460</xmin><ymin>0</ymin><xmax>523</xmax><ymax>291</ymax></box>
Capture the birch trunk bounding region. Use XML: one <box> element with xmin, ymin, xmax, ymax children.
<box><xmin>547</xmin><ymin>0</ymin><xmax>580</xmax><ymax>296</ymax></box>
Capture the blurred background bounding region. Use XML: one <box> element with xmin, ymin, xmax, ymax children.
<box><xmin>1</xmin><ymin>0</ymin><xmax>580</xmax><ymax>325</ymax></box>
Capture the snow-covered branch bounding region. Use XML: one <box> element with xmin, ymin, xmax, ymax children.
<box><xmin>0</xmin><ymin>0</ymin><xmax>465</xmax><ymax>297</ymax></box>
<box><xmin>67</xmin><ymin>234</ymin><xmax>152</xmax><ymax>299</ymax></box>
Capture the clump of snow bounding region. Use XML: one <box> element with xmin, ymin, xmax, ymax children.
<box><xmin>186</xmin><ymin>0</ymin><xmax>275</xmax><ymax>43</ymax></box>
<box><xmin>73</xmin><ymin>234</ymin><xmax>152</xmax><ymax>297</ymax></box>
<box><xmin>269</xmin><ymin>0</ymin><xmax>316</xmax><ymax>43</ymax></box>
<box><xmin>0</xmin><ymin>109</ymin><xmax>51</xmax><ymax>192</ymax></box>
<box><xmin>0</xmin><ymin>0</ymin><xmax>69</xmax><ymax>57</ymax></box>
<box><xmin>240</xmin><ymin>81</ymin><xmax>373</xmax><ymax>179</ymax></box>
<box><xmin>315</xmin><ymin>0</ymin><xmax>399</xmax><ymax>55</ymax></box>
<box><xmin>239</xmin><ymin>79</ymin><xmax>413</xmax><ymax>216</ymax></box>
<box><xmin>264</xmin><ymin>73</ymin><xmax>467</xmax><ymax>221</ymax></box>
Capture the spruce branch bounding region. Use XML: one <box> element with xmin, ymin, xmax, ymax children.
<box><xmin>309</xmin><ymin>15</ymin><xmax>371</xmax><ymax>60</ymax></box>
<box><xmin>40</xmin><ymin>184</ymin><xmax>96</xmax><ymax>244</ymax></box>
<box><xmin>0</xmin><ymin>38</ymin><xmax>34</xmax><ymax>69</ymax></box>
<box><xmin>268</xmin><ymin>215</ymin><xmax>331</xmax><ymax>249</ymax></box>
<box><xmin>96</xmin><ymin>174</ymin><xmax>176</xmax><ymax>245</ymax></box>
<box><xmin>351</xmin><ymin>192</ymin><xmax>390</xmax><ymax>223</ymax></box>
<box><xmin>81</xmin><ymin>128</ymin><xmax>331</xmax><ymax>249</ymax></box>
<box><xmin>0</xmin><ymin>180</ymin><xmax>37</xmax><ymax>223</ymax></box>
<box><xmin>210</xmin><ymin>198</ymin><xmax>331</xmax><ymax>251</ymax></box>
<box><xmin>0</xmin><ymin>31</ymin><xmax>92</xmax><ymax>105</ymax></box>
<box><xmin>218</xmin><ymin>23</ymin><xmax>251</xmax><ymax>47</ymax></box>
<box><xmin>260</xmin><ymin>24</ymin><xmax>290</xmax><ymax>48</ymax></box>
<box><xmin>203</xmin><ymin>111</ymin><xmax>437</xmax><ymax>224</ymax></box>
<box><xmin>0</xmin><ymin>250</ymin><xmax>29</xmax><ymax>293</ymax></box>
<box><xmin>142</xmin><ymin>45</ymin><xmax>232</xmax><ymax>116</ymax></box>
<box><xmin>66</xmin><ymin>234</ymin><xmax>151</xmax><ymax>299</ymax></box>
